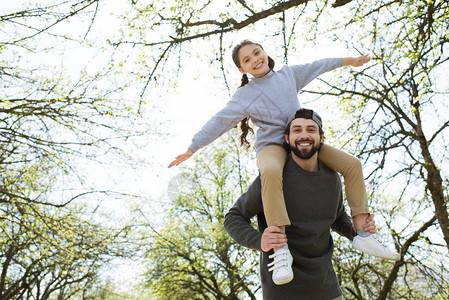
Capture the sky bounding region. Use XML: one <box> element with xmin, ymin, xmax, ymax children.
<box><xmin>0</xmin><ymin>0</ymin><xmax>355</xmax><ymax>200</ymax></box>
<box><xmin>0</xmin><ymin>2</ymin><xmax>355</xmax><ymax>290</ymax></box>
<box><xmin>5</xmin><ymin>0</ymin><xmax>448</xmax><ymax>296</ymax></box>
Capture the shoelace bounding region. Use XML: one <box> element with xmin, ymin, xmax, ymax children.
<box><xmin>361</xmin><ymin>235</ymin><xmax>399</xmax><ymax>257</ymax></box>
<box><xmin>267</xmin><ymin>249</ymin><xmax>289</xmax><ymax>272</ymax></box>
<box><xmin>370</xmin><ymin>235</ymin><xmax>390</xmax><ymax>250</ymax></box>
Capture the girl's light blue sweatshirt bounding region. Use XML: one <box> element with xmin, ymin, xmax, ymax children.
<box><xmin>189</xmin><ymin>58</ymin><xmax>343</xmax><ymax>154</ymax></box>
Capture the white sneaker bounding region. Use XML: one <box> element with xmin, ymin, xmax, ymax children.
<box><xmin>353</xmin><ymin>234</ymin><xmax>401</xmax><ymax>261</ymax></box>
<box><xmin>267</xmin><ymin>244</ymin><xmax>294</xmax><ymax>285</ymax></box>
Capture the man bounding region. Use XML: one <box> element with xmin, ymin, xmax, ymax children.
<box><xmin>224</xmin><ymin>109</ymin><xmax>387</xmax><ymax>299</ymax></box>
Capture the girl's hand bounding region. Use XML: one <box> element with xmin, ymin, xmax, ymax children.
<box><xmin>350</xmin><ymin>54</ymin><xmax>370</xmax><ymax>67</ymax></box>
<box><xmin>343</xmin><ymin>54</ymin><xmax>371</xmax><ymax>67</ymax></box>
<box><xmin>168</xmin><ymin>149</ymin><xmax>194</xmax><ymax>168</ymax></box>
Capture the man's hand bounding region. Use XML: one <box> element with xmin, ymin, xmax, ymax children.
<box><xmin>362</xmin><ymin>213</ymin><xmax>377</xmax><ymax>233</ymax></box>
<box><xmin>168</xmin><ymin>149</ymin><xmax>194</xmax><ymax>168</ymax></box>
<box><xmin>261</xmin><ymin>226</ymin><xmax>287</xmax><ymax>252</ymax></box>
<box><xmin>342</xmin><ymin>54</ymin><xmax>371</xmax><ymax>67</ymax></box>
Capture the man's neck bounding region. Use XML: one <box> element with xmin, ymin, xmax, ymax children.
<box><xmin>291</xmin><ymin>153</ymin><xmax>319</xmax><ymax>172</ymax></box>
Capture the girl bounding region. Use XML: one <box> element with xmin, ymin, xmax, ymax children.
<box><xmin>169</xmin><ymin>40</ymin><xmax>400</xmax><ymax>285</ymax></box>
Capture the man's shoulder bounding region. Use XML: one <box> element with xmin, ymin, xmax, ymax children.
<box><xmin>240</xmin><ymin>174</ymin><xmax>263</xmax><ymax>203</ymax></box>
<box><xmin>248</xmin><ymin>174</ymin><xmax>262</xmax><ymax>188</ymax></box>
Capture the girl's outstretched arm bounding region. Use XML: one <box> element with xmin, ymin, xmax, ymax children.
<box><xmin>168</xmin><ymin>148</ymin><xmax>194</xmax><ymax>168</ymax></box>
<box><xmin>342</xmin><ymin>54</ymin><xmax>370</xmax><ymax>67</ymax></box>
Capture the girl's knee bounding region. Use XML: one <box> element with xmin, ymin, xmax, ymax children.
<box><xmin>345</xmin><ymin>154</ymin><xmax>361</xmax><ymax>165</ymax></box>
<box><xmin>348</xmin><ymin>157</ymin><xmax>362</xmax><ymax>172</ymax></box>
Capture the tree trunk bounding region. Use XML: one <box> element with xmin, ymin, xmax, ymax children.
<box><xmin>416</xmin><ymin>130</ymin><xmax>449</xmax><ymax>251</ymax></box>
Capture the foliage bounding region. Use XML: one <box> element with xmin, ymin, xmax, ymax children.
<box><xmin>115</xmin><ymin>0</ymin><xmax>449</xmax><ymax>298</ymax></box>
<box><xmin>119</xmin><ymin>0</ymin><xmax>449</xmax><ymax>298</ymax></box>
<box><xmin>305</xmin><ymin>0</ymin><xmax>449</xmax><ymax>298</ymax></box>
<box><xmin>1</xmin><ymin>1</ymin><xmax>146</xmax><ymax>298</ymax></box>
<box><xmin>142</xmin><ymin>134</ymin><xmax>260</xmax><ymax>299</ymax></box>
<box><xmin>0</xmin><ymin>198</ymin><xmax>132</xmax><ymax>300</ymax></box>
<box><xmin>113</xmin><ymin>0</ymin><xmax>354</xmax><ymax>99</ymax></box>
<box><xmin>2</xmin><ymin>0</ymin><xmax>449</xmax><ymax>298</ymax></box>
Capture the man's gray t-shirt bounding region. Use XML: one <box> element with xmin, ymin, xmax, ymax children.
<box><xmin>224</xmin><ymin>155</ymin><xmax>355</xmax><ymax>299</ymax></box>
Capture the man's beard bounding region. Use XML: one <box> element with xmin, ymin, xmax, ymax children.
<box><xmin>290</xmin><ymin>139</ymin><xmax>321</xmax><ymax>159</ymax></box>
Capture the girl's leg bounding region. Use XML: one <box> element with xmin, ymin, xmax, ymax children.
<box><xmin>320</xmin><ymin>144</ymin><xmax>401</xmax><ymax>261</ymax></box>
<box><xmin>258</xmin><ymin>145</ymin><xmax>293</xmax><ymax>285</ymax></box>
<box><xmin>319</xmin><ymin>144</ymin><xmax>369</xmax><ymax>228</ymax></box>
<box><xmin>256</xmin><ymin>145</ymin><xmax>290</xmax><ymax>228</ymax></box>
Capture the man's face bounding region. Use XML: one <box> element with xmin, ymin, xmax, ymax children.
<box><xmin>285</xmin><ymin>118</ymin><xmax>323</xmax><ymax>160</ymax></box>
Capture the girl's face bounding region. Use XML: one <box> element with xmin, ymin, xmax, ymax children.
<box><xmin>238</xmin><ymin>44</ymin><xmax>271</xmax><ymax>78</ymax></box>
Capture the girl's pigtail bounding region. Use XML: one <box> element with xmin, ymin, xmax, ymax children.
<box><xmin>268</xmin><ymin>56</ymin><xmax>275</xmax><ymax>70</ymax></box>
<box><xmin>240</xmin><ymin>117</ymin><xmax>254</xmax><ymax>150</ymax></box>
<box><xmin>239</xmin><ymin>73</ymin><xmax>249</xmax><ymax>88</ymax></box>
<box><xmin>238</xmin><ymin>74</ymin><xmax>251</xmax><ymax>149</ymax></box>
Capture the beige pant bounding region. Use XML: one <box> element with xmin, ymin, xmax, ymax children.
<box><xmin>256</xmin><ymin>144</ymin><xmax>369</xmax><ymax>227</ymax></box>
<box><xmin>331</xmin><ymin>296</ymin><xmax>344</xmax><ymax>300</ymax></box>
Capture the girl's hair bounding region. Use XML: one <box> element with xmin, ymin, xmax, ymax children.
<box><xmin>231</xmin><ymin>40</ymin><xmax>275</xmax><ymax>150</ymax></box>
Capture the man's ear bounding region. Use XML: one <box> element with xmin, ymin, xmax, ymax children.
<box><xmin>284</xmin><ymin>134</ymin><xmax>289</xmax><ymax>144</ymax></box>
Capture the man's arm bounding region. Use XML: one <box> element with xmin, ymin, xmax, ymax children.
<box><xmin>332</xmin><ymin>210</ymin><xmax>356</xmax><ymax>241</ymax></box>
<box><xmin>223</xmin><ymin>177</ymin><xmax>264</xmax><ymax>251</ymax></box>
<box><xmin>331</xmin><ymin>189</ymin><xmax>377</xmax><ymax>240</ymax></box>
<box><xmin>332</xmin><ymin>189</ymin><xmax>357</xmax><ymax>241</ymax></box>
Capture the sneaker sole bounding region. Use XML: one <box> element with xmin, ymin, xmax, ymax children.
<box><xmin>273</xmin><ymin>273</ymin><xmax>294</xmax><ymax>285</ymax></box>
<box><xmin>353</xmin><ymin>244</ymin><xmax>401</xmax><ymax>261</ymax></box>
